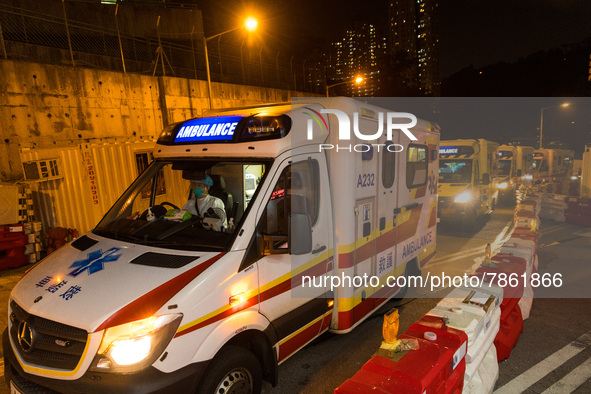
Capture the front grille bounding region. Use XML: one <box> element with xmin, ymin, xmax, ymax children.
<box><xmin>9</xmin><ymin>301</ymin><xmax>88</xmax><ymax>371</ymax></box>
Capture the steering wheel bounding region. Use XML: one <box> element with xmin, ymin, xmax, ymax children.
<box><xmin>159</xmin><ymin>201</ymin><xmax>180</xmax><ymax>210</ymax></box>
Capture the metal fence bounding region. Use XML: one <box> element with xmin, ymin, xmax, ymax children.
<box><xmin>0</xmin><ymin>3</ymin><xmax>323</xmax><ymax>94</ymax></box>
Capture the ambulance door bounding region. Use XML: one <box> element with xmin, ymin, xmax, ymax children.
<box><xmin>375</xmin><ymin>139</ymin><xmax>400</xmax><ymax>300</ymax></box>
<box><xmin>254</xmin><ymin>153</ymin><xmax>332</xmax><ymax>362</ymax></box>
<box><xmin>353</xmin><ymin>195</ymin><xmax>376</xmax><ymax>321</ymax></box>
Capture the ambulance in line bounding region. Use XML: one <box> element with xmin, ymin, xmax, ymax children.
<box><xmin>532</xmin><ymin>148</ymin><xmax>574</xmax><ymax>183</ymax></box>
<box><xmin>438</xmin><ymin>139</ymin><xmax>499</xmax><ymax>229</ymax></box>
<box><xmin>496</xmin><ymin>145</ymin><xmax>535</xmax><ymax>200</ymax></box>
<box><xmin>4</xmin><ymin>98</ymin><xmax>440</xmax><ymax>393</ymax></box>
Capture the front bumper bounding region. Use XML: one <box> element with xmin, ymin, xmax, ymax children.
<box><xmin>3</xmin><ymin>329</ymin><xmax>208</xmax><ymax>394</ymax></box>
<box><xmin>438</xmin><ymin>201</ymin><xmax>474</xmax><ymax>221</ymax></box>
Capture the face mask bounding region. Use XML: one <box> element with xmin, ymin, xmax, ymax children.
<box><xmin>194</xmin><ymin>186</ymin><xmax>203</xmax><ymax>198</ymax></box>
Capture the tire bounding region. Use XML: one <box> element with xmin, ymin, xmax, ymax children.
<box><xmin>197</xmin><ymin>346</ymin><xmax>262</xmax><ymax>394</ymax></box>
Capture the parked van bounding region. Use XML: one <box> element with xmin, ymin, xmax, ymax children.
<box><xmin>532</xmin><ymin>148</ymin><xmax>574</xmax><ymax>183</ymax></box>
<box><xmin>496</xmin><ymin>145</ymin><xmax>535</xmax><ymax>199</ymax></box>
<box><xmin>4</xmin><ymin>98</ymin><xmax>439</xmax><ymax>393</ymax></box>
<box><xmin>438</xmin><ymin>139</ymin><xmax>499</xmax><ymax>229</ymax></box>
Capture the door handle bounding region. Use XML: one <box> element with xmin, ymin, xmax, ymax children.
<box><xmin>312</xmin><ymin>245</ymin><xmax>327</xmax><ymax>254</ymax></box>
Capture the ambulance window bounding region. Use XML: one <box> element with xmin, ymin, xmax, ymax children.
<box><xmin>382</xmin><ymin>141</ymin><xmax>396</xmax><ymax>188</ymax></box>
<box><xmin>260</xmin><ymin>160</ymin><xmax>320</xmax><ymax>239</ymax></box>
<box><xmin>406</xmin><ymin>144</ymin><xmax>427</xmax><ymax>188</ymax></box>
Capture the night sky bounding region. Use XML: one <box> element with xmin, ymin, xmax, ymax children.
<box><xmin>196</xmin><ymin>0</ymin><xmax>591</xmax><ymax>154</ymax></box>
<box><xmin>199</xmin><ymin>0</ymin><xmax>591</xmax><ymax>77</ymax></box>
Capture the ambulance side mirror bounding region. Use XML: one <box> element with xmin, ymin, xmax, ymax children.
<box><xmin>289</xmin><ymin>212</ymin><xmax>312</xmax><ymax>255</ymax></box>
<box><xmin>482</xmin><ymin>173</ymin><xmax>490</xmax><ymax>185</ymax></box>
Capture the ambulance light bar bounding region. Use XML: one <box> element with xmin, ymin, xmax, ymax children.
<box><xmin>240</xmin><ymin>115</ymin><xmax>291</xmax><ymax>142</ymax></box>
<box><xmin>439</xmin><ymin>146</ymin><xmax>475</xmax><ymax>156</ymax></box>
<box><xmin>156</xmin><ymin>114</ymin><xmax>291</xmax><ymax>145</ymax></box>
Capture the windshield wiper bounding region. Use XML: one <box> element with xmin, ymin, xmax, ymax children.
<box><xmin>156</xmin><ymin>216</ymin><xmax>202</xmax><ymax>240</ymax></box>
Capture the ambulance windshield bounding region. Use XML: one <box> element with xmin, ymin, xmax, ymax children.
<box><xmin>438</xmin><ymin>159</ymin><xmax>472</xmax><ymax>183</ymax></box>
<box><xmin>94</xmin><ymin>159</ymin><xmax>270</xmax><ymax>251</ymax></box>
<box><xmin>498</xmin><ymin>160</ymin><xmax>512</xmax><ymax>176</ymax></box>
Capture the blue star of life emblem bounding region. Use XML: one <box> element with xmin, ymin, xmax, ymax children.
<box><xmin>68</xmin><ymin>248</ymin><xmax>122</xmax><ymax>277</ymax></box>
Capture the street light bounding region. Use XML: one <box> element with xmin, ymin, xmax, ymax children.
<box><xmin>539</xmin><ymin>102</ymin><xmax>569</xmax><ymax>149</ymax></box>
<box><xmin>326</xmin><ymin>75</ymin><xmax>364</xmax><ymax>97</ymax></box>
<box><xmin>204</xmin><ymin>17</ymin><xmax>258</xmax><ymax>108</ymax></box>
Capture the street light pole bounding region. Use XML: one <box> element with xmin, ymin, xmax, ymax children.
<box><xmin>539</xmin><ymin>103</ymin><xmax>569</xmax><ymax>149</ymax></box>
<box><xmin>203</xmin><ymin>17</ymin><xmax>258</xmax><ymax>109</ymax></box>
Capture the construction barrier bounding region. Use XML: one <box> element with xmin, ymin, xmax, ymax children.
<box><xmin>335</xmin><ymin>322</ymin><xmax>468</xmax><ymax>394</ymax></box>
<box><xmin>564</xmin><ymin>196</ymin><xmax>591</xmax><ymax>227</ymax></box>
<box><xmin>335</xmin><ymin>190</ymin><xmax>543</xmax><ymax>393</ymax></box>
<box><xmin>426</xmin><ymin>284</ymin><xmax>502</xmax><ymax>394</ymax></box>
<box><xmin>0</xmin><ymin>225</ymin><xmax>28</xmax><ymax>270</ymax></box>
<box><xmin>539</xmin><ymin>193</ymin><xmax>568</xmax><ymax>222</ymax></box>
<box><xmin>499</xmin><ymin>240</ymin><xmax>536</xmax><ymax>319</ymax></box>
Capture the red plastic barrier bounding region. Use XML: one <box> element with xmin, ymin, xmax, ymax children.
<box><xmin>494</xmin><ymin>297</ymin><xmax>524</xmax><ymax>361</ymax></box>
<box><xmin>0</xmin><ymin>223</ymin><xmax>24</xmax><ymax>235</ymax></box>
<box><xmin>474</xmin><ymin>254</ymin><xmax>526</xmax><ymax>362</ymax></box>
<box><xmin>520</xmin><ymin>199</ymin><xmax>539</xmax><ymax>209</ymax></box>
<box><xmin>475</xmin><ymin>254</ymin><xmax>526</xmax><ymax>299</ymax></box>
<box><xmin>0</xmin><ymin>246</ymin><xmax>28</xmax><ymax>270</ymax></box>
<box><xmin>509</xmin><ymin>230</ymin><xmax>539</xmax><ymax>244</ymax></box>
<box><xmin>335</xmin><ymin>318</ymin><xmax>468</xmax><ymax>394</ymax></box>
<box><xmin>515</xmin><ymin>210</ymin><xmax>537</xmax><ymax>219</ymax></box>
<box><xmin>0</xmin><ymin>233</ymin><xmax>27</xmax><ymax>251</ymax></box>
<box><xmin>565</xmin><ymin>212</ymin><xmax>591</xmax><ymax>227</ymax></box>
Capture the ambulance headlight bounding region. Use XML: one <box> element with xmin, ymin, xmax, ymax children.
<box><xmin>453</xmin><ymin>190</ymin><xmax>473</xmax><ymax>204</ymax></box>
<box><xmin>90</xmin><ymin>313</ymin><xmax>182</xmax><ymax>373</ymax></box>
<box><xmin>497</xmin><ymin>182</ymin><xmax>509</xmax><ymax>189</ymax></box>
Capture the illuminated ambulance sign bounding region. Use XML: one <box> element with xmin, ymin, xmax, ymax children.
<box><xmin>173</xmin><ymin>115</ymin><xmax>244</xmax><ymax>143</ymax></box>
<box><xmin>439</xmin><ymin>146</ymin><xmax>459</xmax><ymax>155</ymax></box>
<box><xmin>439</xmin><ymin>146</ymin><xmax>475</xmax><ymax>156</ymax></box>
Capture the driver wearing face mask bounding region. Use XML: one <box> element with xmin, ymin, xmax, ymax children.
<box><xmin>182</xmin><ymin>175</ymin><xmax>227</xmax><ymax>228</ymax></box>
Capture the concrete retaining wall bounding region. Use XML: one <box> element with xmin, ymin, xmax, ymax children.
<box><xmin>0</xmin><ymin>59</ymin><xmax>314</xmax><ymax>180</ymax></box>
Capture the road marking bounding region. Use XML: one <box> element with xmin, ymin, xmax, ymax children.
<box><xmin>493</xmin><ymin>221</ymin><xmax>513</xmax><ymax>250</ymax></box>
<box><xmin>494</xmin><ymin>330</ymin><xmax>591</xmax><ymax>394</ymax></box>
<box><xmin>541</xmin><ymin>357</ymin><xmax>591</xmax><ymax>394</ymax></box>
<box><xmin>429</xmin><ymin>244</ymin><xmax>487</xmax><ymax>264</ymax></box>
<box><xmin>429</xmin><ymin>219</ymin><xmax>513</xmax><ymax>268</ymax></box>
<box><xmin>541</xmin><ymin>223</ymin><xmax>569</xmax><ymax>235</ymax></box>
<box><xmin>428</xmin><ymin>248</ymin><xmax>489</xmax><ymax>267</ymax></box>
<box><xmin>539</xmin><ymin>236</ymin><xmax>583</xmax><ymax>249</ymax></box>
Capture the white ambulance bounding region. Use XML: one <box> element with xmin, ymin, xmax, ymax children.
<box><xmin>532</xmin><ymin>148</ymin><xmax>574</xmax><ymax>183</ymax></box>
<box><xmin>496</xmin><ymin>145</ymin><xmax>535</xmax><ymax>199</ymax></box>
<box><xmin>4</xmin><ymin>98</ymin><xmax>439</xmax><ymax>393</ymax></box>
<box><xmin>438</xmin><ymin>139</ymin><xmax>499</xmax><ymax>229</ymax></box>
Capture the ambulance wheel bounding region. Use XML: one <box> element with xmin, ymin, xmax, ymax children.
<box><xmin>197</xmin><ymin>346</ymin><xmax>262</xmax><ymax>394</ymax></box>
<box><xmin>392</xmin><ymin>258</ymin><xmax>420</xmax><ymax>301</ymax></box>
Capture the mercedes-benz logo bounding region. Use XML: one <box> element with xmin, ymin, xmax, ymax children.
<box><xmin>17</xmin><ymin>321</ymin><xmax>34</xmax><ymax>353</ymax></box>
